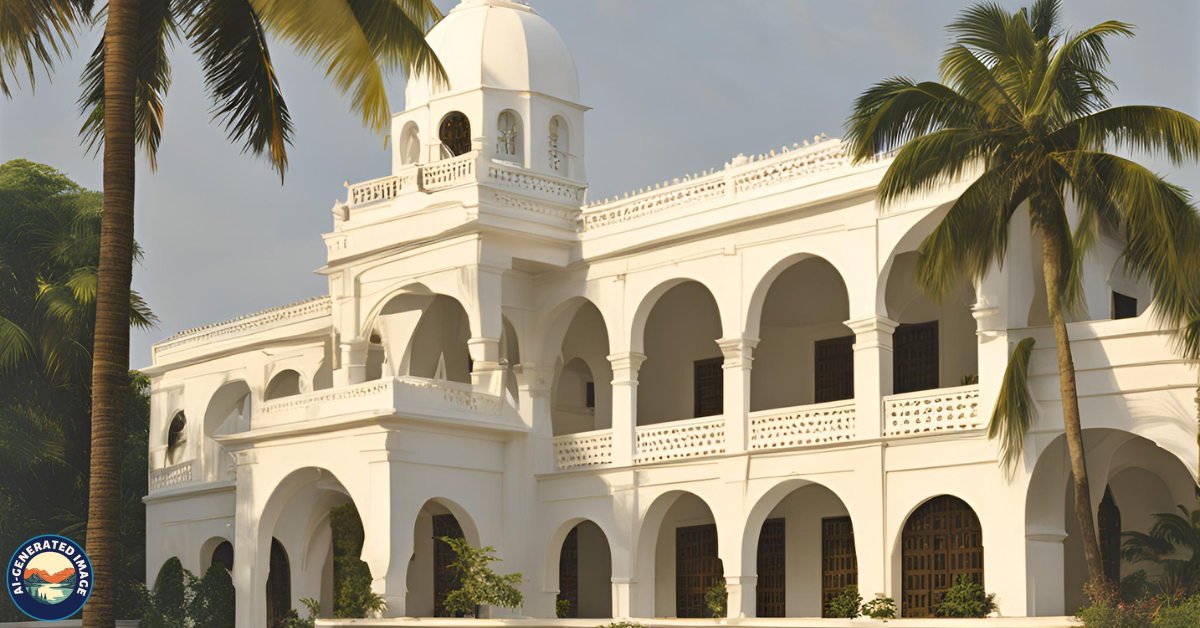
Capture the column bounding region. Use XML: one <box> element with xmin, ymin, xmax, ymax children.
<box><xmin>334</xmin><ymin>337</ymin><xmax>368</xmax><ymax>386</ymax></box>
<box><xmin>845</xmin><ymin>315</ymin><xmax>897</xmax><ymax>439</ymax></box>
<box><xmin>232</xmin><ymin>451</ymin><xmax>265</xmax><ymax>628</ymax></box>
<box><xmin>516</xmin><ymin>364</ymin><xmax>555</xmax><ymax>473</ymax></box>
<box><xmin>468</xmin><ymin>336</ymin><xmax>505</xmax><ymax>393</ymax></box>
<box><xmin>717</xmin><ymin>337</ymin><xmax>758</xmax><ymax>454</ymax></box>
<box><xmin>358</xmin><ymin>432</ymin><xmax>412</xmax><ymax>618</ymax></box>
<box><xmin>724</xmin><ymin>575</ymin><xmax>757</xmax><ymax>619</ymax></box>
<box><xmin>608</xmin><ymin>352</ymin><xmax>646</xmax><ymax>466</ymax></box>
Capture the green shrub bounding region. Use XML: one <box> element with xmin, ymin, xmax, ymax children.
<box><xmin>279</xmin><ymin>599</ymin><xmax>320</xmax><ymax>628</ymax></box>
<box><xmin>556</xmin><ymin>599</ymin><xmax>571</xmax><ymax>618</ymax></box>
<box><xmin>1078</xmin><ymin>579</ymin><xmax>1155</xmax><ymax>628</ymax></box>
<box><xmin>862</xmin><ymin>595</ymin><xmax>897</xmax><ymax>619</ymax></box>
<box><xmin>937</xmin><ymin>575</ymin><xmax>996</xmax><ymax>618</ymax></box>
<box><xmin>140</xmin><ymin>557</ymin><xmax>195</xmax><ymax>628</ymax></box>
<box><xmin>439</xmin><ymin>537</ymin><xmax>523</xmax><ymax>617</ymax></box>
<box><xmin>825</xmin><ymin>584</ymin><xmax>861</xmax><ymax>619</ymax></box>
<box><xmin>703</xmin><ymin>578</ymin><xmax>727</xmax><ymax>618</ymax></box>
<box><xmin>330</xmin><ymin>504</ymin><xmax>386</xmax><ymax>618</ymax></box>
<box><xmin>191</xmin><ymin>565</ymin><xmax>235</xmax><ymax>628</ymax></box>
<box><xmin>1153</xmin><ymin>596</ymin><xmax>1200</xmax><ymax>628</ymax></box>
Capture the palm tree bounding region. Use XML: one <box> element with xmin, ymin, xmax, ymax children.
<box><xmin>1122</xmin><ymin>505</ymin><xmax>1200</xmax><ymax>598</ymax></box>
<box><xmin>844</xmin><ymin>0</ymin><xmax>1200</xmax><ymax>587</ymax></box>
<box><xmin>2</xmin><ymin>2</ymin><xmax>446</xmax><ymax>626</ymax></box>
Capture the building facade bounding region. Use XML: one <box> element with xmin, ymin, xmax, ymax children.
<box><xmin>142</xmin><ymin>1</ymin><xmax>1200</xmax><ymax>625</ymax></box>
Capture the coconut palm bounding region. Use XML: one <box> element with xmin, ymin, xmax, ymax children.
<box><xmin>844</xmin><ymin>0</ymin><xmax>1200</xmax><ymax>586</ymax></box>
<box><xmin>2</xmin><ymin>2</ymin><xmax>446</xmax><ymax>626</ymax></box>
<box><xmin>1122</xmin><ymin>505</ymin><xmax>1200</xmax><ymax>598</ymax></box>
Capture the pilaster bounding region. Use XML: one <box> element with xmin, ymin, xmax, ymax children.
<box><xmin>608</xmin><ymin>352</ymin><xmax>647</xmax><ymax>467</ymax></box>
<box><xmin>845</xmin><ymin>315</ymin><xmax>898</xmax><ymax>440</ymax></box>
<box><xmin>334</xmin><ymin>337</ymin><xmax>369</xmax><ymax>387</ymax></box>
<box><xmin>717</xmin><ymin>336</ymin><xmax>758</xmax><ymax>454</ymax></box>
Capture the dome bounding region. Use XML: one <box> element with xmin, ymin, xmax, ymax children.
<box><xmin>404</xmin><ymin>0</ymin><xmax>580</xmax><ymax>108</ymax></box>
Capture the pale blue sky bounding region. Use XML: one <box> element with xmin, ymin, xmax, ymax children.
<box><xmin>1</xmin><ymin>0</ymin><xmax>1196</xmax><ymax>367</ymax></box>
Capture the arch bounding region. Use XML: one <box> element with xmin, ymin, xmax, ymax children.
<box><xmin>200</xmin><ymin>537</ymin><xmax>234</xmax><ymax>573</ymax></box>
<box><xmin>502</xmin><ymin>316</ymin><xmax>521</xmax><ymax>402</ymax></box>
<box><xmin>634</xmin><ymin>280</ymin><xmax>724</xmax><ymax>426</ymax></box>
<box><xmin>400</xmin><ymin>121</ymin><xmax>421</xmax><ymax>165</ymax></box>
<box><xmin>407</xmin><ymin>497</ymin><xmax>483</xmax><ymax>617</ymax></box>
<box><xmin>875</xmin><ymin>203</ymin><xmax>954</xmax><ymax>319</ymax></box>
<box><xmin>496</xmin><ymin>110</ymin><xmax>522</xmax><ymax>161</ymax></box>
<box><xmin>204</xmin><ymin>380</ymin><xmax>251</xmax><ymax>436</ymax></box>
<box><xmin>544</xmin><ymin>518</ymin><xmax>614</xmax><ymax>618</ymax></box>
<box><xmin>744</xmin><ymin>252</ymin><xmax>855</xmax><ymax>339</ymax></box>
<box><xmin>741</xmin><ymin>479</ymin><xmax>859</xmax><ymax>618</ymax></box>
<box><xmin>549</xmin><ymin>115</ymin><xmax>569</xmax><ymax>174</ymax></box>
<box><xmin>898</xmin><ymin>494</ymin><xmax>984</xmax><ymax>618</ymax></box>
<box><xmin>265</xmin><ymin>369</ymin><xmax>302</xmax><ymax>401</ymax></box>
<box><xmin>439</xmin><ymin>111</ymin><xmax>471</xmax><ymax>157</ymax></box>
<box><xmin>748</xmin><ymin>256</ymin><xmax>853</xmax><ymax>411</ymax></box>
<box><xmin>635</xmin><ymin>489</ymin><xmax>725</xmax><ymax>618</ymax></box>
<box><xmin>367</xmin><ymin>290</ymin><xmax>472</xmax><ymax>384</ymax></box>
<box><xmin>266</xmin><ymin>538</ymin><xmax>291</xmax><ymax>627</ymax></box>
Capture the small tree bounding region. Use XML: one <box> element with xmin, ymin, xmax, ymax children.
<box><xmin>190</xmin><ymin>565</ymin><xmax>235</xmax><ymax>628</ymax></box>
<box><xmin>279</xmin><ymin>599</ymin><xmax>321</xmax><ymax>628</ymax></box>
<box><xmin>330</xmin><ymin>504</ymin><xmax>386</xmax><ymax>618</ymax></box>
<box><xmin>555</xmin><ymin>599</ymin><xmax>571</xmax><ymax>618</ymax></box>
<box><xmin>439</xmin><ymin>537</ymin><xmax>523</xmax><ymax>617</ymax></box>
<box><xmin>703</xmin><ymin>578</ymin><xmax>727</xmax><ymax>618</ymax></box>
<box><xmin>825</xmin><ymin>584</ymin><xmax>862</xmax><ymax>619</ymax></box>
<box><xmin>862</xmin><ymin>595</ymin><xmax>897</xmax><ymax>619</ymax></box>
<box><xmin>937</xmin><ymin>575</ymin><xmax>996</xmax><ymax>618</ymax></box>
<box><xmin>140</xmin><ymin>558</ymin><xmax>194</xmax><ymax>628</ymax></box>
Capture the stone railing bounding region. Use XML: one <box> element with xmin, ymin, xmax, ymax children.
<box><xmin>748</xmin><ymin>400</ymin><xmax>857</xmax><ymax>451</ymax></box>
<box><xmin>487</xmin><ymin>163</ymin><xmax>586</xmax><ymax>204</ymax></box>
<box><xmin>149</xmin><ymin>459</ymin><xmax>197</xmax><ymax>493</ymax></box>
<box><xmin>635</xmin><ymin>416</ymin><xmax>725</xmax><ymax>464</ymax></box>
<box><xmin>154</xmin><ymin>296</ymin><xmax>331</xmax><ymax>358</ymax></box>
<box><xmin>553</xmin><ymin>429</ymin><xmax>613</xmax><ymax>471</ymax></box>
<box><xmin>256</xmin><ymin>376</ymin><xmax>503</xmax><ymax>425</ymax></box>
<box><xmin>580</xmin><ymin>139</ymin><xmax>866</xmax><ymax>232</ymax></box>
<box><xmin>421</xmin><ymin>152</ymin><xmax>477</xmax><ymax>191</ymax></box>
<box><xmin>346</xmin><ymin>174</ymin><xmax>402</xmax><ymax>206</ymax></box>
<box><xmin>883</xmin><ymin>385</ymin><xmax>982</xmax><ymax>437</ymax></box>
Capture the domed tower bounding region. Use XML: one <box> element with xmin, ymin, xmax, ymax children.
<box><xmin>394</xmin><ymin>0</ymin><xmax>586</xmax><ymax>182</ymax></box>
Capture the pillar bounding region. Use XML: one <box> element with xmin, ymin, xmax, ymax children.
<box><xmin>358</xmin><ymin>432</ymin><xmax>412</xmax><ymax>618</ymax></box>
<box><xmin>608</xmin><ymin>352</ymin><xmax>646</xmax><ymax>466</ymax></box>
<box><xmin>232</xmin><ymin>450</ymin><xmax>265</xmax><ymax>628</ymax></box>
<box><xmin>516</xmin><ymin>364</ymin><xmax>555</xmax><ymax>474</ymax></box>
<box><xmin>717</xmin><ymin>337</ymin><xmax>758</xmax><ymax>454</ymax></box>
<box><xmin>334</xmin><ymin>337</ymin><xmax>368</xmax><ymax>387</ymax></box>
<box><xmin>468</xmin><ymin>336</ymin><xmax>505</xmax><ymax>393</ymax></box>
<box><xmin>725</xmin><ymin>575</ymin><xmax>757</xmax><ymax>619</ymax></box>
<box><xmin>845</xmin><ymin>315</ymin><xmax>898</xmax><ymax>439</ymax></box>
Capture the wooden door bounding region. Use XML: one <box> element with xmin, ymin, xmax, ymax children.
<box><xmin>558</xmin><ymin>527</ymin><xmax>579</xmax><ymax>617</ymax></box>
<box><xmin>894</xmin><ymin>321</ymin><xmax>939</xmax><ymax>394</ymax></box>
<box><xmin>756</xmin><ymin>519</ymin><xmax>786</xmax><ymax>617</ymax></box>
<box><xmin>815</xmin><ymin>336</ymin><xmax>855</xmax><ymax>403</ymax></box>
<box><xmin>822</xmin><ymin>517</ymin><xmax>858</xmax><ymax>617</ymax></box>
<box><xmin>676</xmin><ymin>523</ymin><xmax>721</xmax><ymax>618</ymax></box>
<box><xmin>693</xmin><ymin>358</ymin><xmax>724</xmax><ymax>418</ymax></box>
<box><xmin>901</xmin><ymin>496</ymin><xmax>983</xmax><ymax>618</ymax></box>
<box><xmin>433</xmin><ymin>514</ymin><xmax>465</xmax><ymax>617</ymax></box>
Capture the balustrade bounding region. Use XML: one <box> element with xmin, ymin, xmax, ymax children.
<box><xmin>634</xmin><ymin>416</ymin><xmax>726</xmax><ymax>464</ymax></box>
<box><xmin>883</xmin><ymin>385</ymin><xmax>982</xmax><ymax>437</ymax></box>
<box><xmin>748</xmin><ymin>400</ymin><xmax>857</xmax><ymax>450</ymax></box>
<box><xmin>552</xmin><ymin>429</ymin><xmax>613</xmax><ymax>471</ymax></box>
<box><xmin>149</xmin><ymin>459</ymin><xmax>197</xmax><ymax>493</ymax></box>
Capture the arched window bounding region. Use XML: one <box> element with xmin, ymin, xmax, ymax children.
<box><xmin>266</xmin><ymin>539</ymin><xmax>291</xmax><ymax>627</ymax></box>
<box><xmin>400</xmin><ymin>122</ymin><xmax>421</xmax><ymax>165</ymax></box>
<box><xmin>439</xmin><ymin>112</ymin><xmax>471</xmax><ymax>157</ymax></box>
<box><xmin>496</xmin><ymin>110</ymin><xmax>521</xmax><ymax>160</ymax></box>
<box><xmin>211</xmin><ymin>541</ymin><xmax>234</xmax><ymax>572</ymax></box>
<box><xmin>548</xmin><ymin>116</ymin><xmax>568</xmax><ymax>174</ymax></box>
<box><xmin>1098</xmin><ymin>486</ymin><xmax>1121</xmax><ymax>583</ymax></box>
<box><xmin>901</xmin><ymin>496</ymin><xmax>983</xmax><ymax>618</ymax></box>
<box><xmin>265</xmin><ymin>369</ymin><xmax>302</xmax><ymax>400</ymax></box>
<box><xmin>166</xmin><ymin>411</ymin><xmax>187</xmax><ymax>464</ymax></box>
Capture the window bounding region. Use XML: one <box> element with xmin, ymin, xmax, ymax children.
<box><xmin>166</xmin><ymin>411</ymin><xmax>187</xmax><ymax>463</ymax></box>
<box><xmin>814</xmin><ymin>335</ymin><xmax>855</xmax><ymax>403</ymax></box>
<box><xmin>1098</xmin><ymin>486</ymin><xmax>1121</xmax><ymax>583</ymax></box>
<box><xmin>585</xmin><ymin>382</ymin><xmax>595</xmax><ymax>409</ymax></box>
<box><xmin>894</xmin><ymin>321</ymin><xmax>939</xmax><ymax>394</ymax></box>
<box><xmin>497</xmin><ymin>110</ymin><xmax>521</xmax><ymax>159</ymax></box>
<box><xmin>266</xmin><ymin>539</ymin><xmax>291</xmax><ymax>628</ymax></box>
<box><xmin>676</xmin><ymin>523</ymin><xmax>721</xmax><ymax>618</ymax></box>
<box><xmin>211</xmin><ymin>541</ymin><xmax>234</xmax><ymax>572</ymax></box>
<box><xmin>822</xmin><ymin>517</ymin><xmax>857</xmax><ymax>617</ymax></box>
<box><xmin>557</xmin><ymin>527</ymin><xmax>579</xmax><ymax>618</ymax></box>
<box><xmin>433</xmin><ymin>514</ymin><xmax>465</xmax><ymax>617</ymax></box>
<box><xmin>693</xmin><ymin>357</ymin><xmax>723</xmax><ymax>418</ymax></box>
<box><xmin>1112</xmin><ymin>292</ymin><xmax>1138</xmax><ymax>320</ymax></box>
<box><xmin>439</xmin><ymin>112</ymin><xmax>471</xmax><ymax>157</ymax></box>
<box><xmin>756</xmin><ymin>519</ymin><xmax>786</xmax><ymax>617</ymax></box>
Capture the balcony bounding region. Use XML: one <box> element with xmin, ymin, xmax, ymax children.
<box><xmin>552</xmin><ymin>429</ymin><xmax>613</xmax><ymax>471</ymax></box>
<box><xmin>749</xmin><ymin>399</ymin><xmax>857</xmax><ymax>450</ymax></box>
<box><xmin>882</xmin><ymin>384</ymin><xmax>982</xmax><ymax>438</ymax></box>
<box><xmin>148</xmin><ymin>459</ymin><xmax>198</xmax><ymax>493</ymax></box>
<box><xmin>634</xmin><ymin>416</ymin><xmax>726</xmax><ymax>465</ymax></box>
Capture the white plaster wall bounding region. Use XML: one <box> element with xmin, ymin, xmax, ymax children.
<box><xmin>552</xmin><ymin>302</ymin><xmax>612</xmax><ymax>435</ymax></box>
<box><xmin>639</xmin><ymin>283</ymin><xmax>723</xmax><ymax>425</ymax></box>
<box><xmin>575</xmin><ymin>521</ymin><xmax>613</xmax><ymax>618</ymax></box>
<box><xmin>653</xmin><ymin>494</ymin><xmax>718</xmax><ymax>617</ymax></box>
<box><xmin>765</xmin><ymin>484</ymin><xmax>851</xmax><ymax>618</ymax></box>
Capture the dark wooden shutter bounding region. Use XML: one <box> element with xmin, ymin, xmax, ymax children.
<box><xmin>822</xmin><ymin>517</ymin><xmax>858</xmax><ymax>617</ymax></box>
<box><xmin>439</xmin><ymin>112</ymin><xmax>471</xmax><ymax>157</ymax></box>
<box><xmin>1098</xmin><ymin>486</ymin><xmax>1122</xmax><ymax>583</ymax></box>
<box><xmin>557</xmin><ymin>527</ymin><xmax>579</xmax><ymax>617</ymax></box>
<box><xmin>893</xmin><ymin>321</ymin><xmax>939</xmax><ymax>394</ymax></box>
<box><xmin>815</xmin><ymin>335</ymin><xmax>855</xmax><ymax>403</ymax></box>
<box><xmin>693</xmin><ymin>357</ymin><xmax>724</xmax><ymax>418</ymax></box>
<box><xmin>433</xmin><ymin>514</ymin><xmax>465</xmax><ymax>617</ymax></box>
<box><xmin>901</xmin><ymin>496</ymin><xmax>983</xmax><ymax>618</ymax></box>
<box><xmin>756</xmin><ymin>519</ymin><xmax>786</xmax><ymax>617</ymax></box>
<box><xmin>676</xmin><ymin>523</ymin><xmax>722</xmax><ymax>618</ymax></box>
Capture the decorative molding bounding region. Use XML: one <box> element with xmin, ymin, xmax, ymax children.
<box><xmin>487</xmin><ymin>165</ymin><xmax>585</xmax><ymax>202</ymax></box>
<box><xmin>155</xmin><ymin>296</ymin><xmax>331</xmax><ymax>356</ymax></box>
<box><xmin>492</xmin><ymin>192</ymin><xmax>579</xmax><ymax>223</ymax></box>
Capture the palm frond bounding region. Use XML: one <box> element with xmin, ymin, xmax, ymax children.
<box><xmin>939</xmin><ymin>44</ymin><xmax>1021</xmax><ymax>120</ymax></box>
<box><xmin>78</xmin><ymin>0</ymin><xmax>177</xmax><ymax>169</ymax></box>
<box><xmin>1063</xmin><ymin>106</ymin><xmax>1200</xmax><ymax>167</ymax></box>
<box><xmin>946</xmin><ymin>2</ymin><xmax>1014</xmax><ymax>65</ymax></box>
<box><xmin>1028</xmin><ymin>0</ymin><xmax>1061</xmax><ymax>40</ymax></box>
<box><xmin>988</xmin><ymin>337</ymin><xmax>1037</xmax><ymax>478</ymax></box>
<box><xmin>130</xmin><ymin>289</ymin><xmax>157</xmax><ymax>329</ymax></box>
<box><xmin>0</xmin><ymin>315</ymin><xmax>34</xmax><ymax>372</ymax></box>
<box><xmin>180</xmin><ymin>0</ymin><xmax>293</xmax><ymax>180</ymax></box>
<box><xmin>250</xmin><ymin>0</ymin><xmax>445</xmax><ymax>134</ymax></box>
<box><xmin>1031</xmin><ymin>21</ymin><xmax>1132</xmax><ymax>122</ymax></box>
<box><xmin>876</xmin><ymin>126</ymin><xmax>990</xmax><ymax>208</ymax></box>
<box><xmin>843</xmin><ymin>78</ymin><xmax>980</xmax><ymax>162</ymax></box>
<box><xmin>0</xmin><ymin>0</ymin><xmax>88</xmax><ymax>97</ymax></box>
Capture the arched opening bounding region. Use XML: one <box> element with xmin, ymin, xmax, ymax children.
<box><xmin>406</xmin><ymin>499</ymin><xmax>482</xmax><ymax>617</ymax></box>
<box><xmin>203</xmin><ymin>381</ymin><xmax>250</xmax><ymax>480</ymax></box>
<box><xmin>752</xmin><ymin>257</ymin><xmax>853</xmax><ymax>411</ymax></box>
<box><xmin>638</xmin><ymin>491</ymin><xmax>722</xmax><ymax>618</ymax></box>
<box><xmin>439</xmin><ymin>112</ymin><xmax>471</xmax><ymax>158</ymax></box>
<box><xmin>212</xmin><ymin>540</ymin><xmax>234</xmax><ymax>572</ymax></box>
<box><xmin>166</xmin><ymin>411</ymin><xmax>187</xmax><ymax>465</ymax></box>
<box><xmin>266</xmin><ymin>538</ymin><xmax>291</xmax><ymax>628</ymax></box>
<box><xmin>496</xmin><ymin>110</ymin><xmax>522</xmax><ymax>162</ymax></box>
<box><xmin>501</xmin><ymin>316</ymin><xmax>521</xmax><ymax>403</ymax></box>
<box><xmin>265</xmin><ymin>370</ymin><xmax>302</xmax><ymax>401</ymax></box>
<box><xmin>548</xmin><ymin>116</ymin><xmax>569</xmax><ymax>175</ymax></box>
<box><xmin>900</xmin><ymin>495</ymin><xmax>983</xmax><ymax>618</ymax></box>
<box><xmin>745</xmin><ymin>483</ymin><xmax>857</xmax><ymax>618</ymax></box>
<box><xmin>555</xmin><ymin>521</ymin><xmax>613</xmax><ymax>618</ymax></box>
<box><xmin>884</xmin><ymin>252</ymin><xmax>977</xmax><ymax>394</ymax></box>
<box><xmin>370</xmin><ymin>292</ymin><xmax>473</xmax><ymax>384</ymax></box>
<box><xmin>638</xmin><ymin>282</ymin><xmax>722</xmax><ymax>427</ymax></box>
<box><xmin>551</xmin><ymin>302</ymin><xmax>611</xmax><ymax>436</ymax></box>
<box><xmin>400</xmin><ymin>122</ymin><xmax>421</xmax><ymax>165</ymax></box>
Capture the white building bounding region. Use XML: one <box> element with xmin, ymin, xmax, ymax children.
<box><xmin>142</xmin><ymin>1</ymin><xmax>1200</xmax><ymax>625</ymax></box>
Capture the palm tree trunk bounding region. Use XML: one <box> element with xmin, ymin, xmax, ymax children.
<box><xmin>1040</xmin><ymin>225</ymin><xmax>1105</xmax><ymax>584</ymax></box>
<box><xmin>84</xmin><ymin>1</ymin><xmax>140</xmax><ymax>627</ymax></box>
